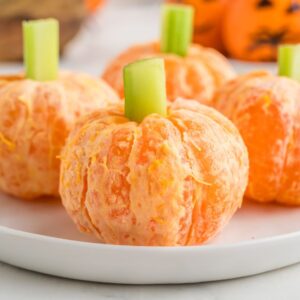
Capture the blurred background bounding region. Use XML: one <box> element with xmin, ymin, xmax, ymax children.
<box><xmin>3</xmin><ymin>0</ymin><xmax>298</xmax><ymax>74</ymax></box>
<box><xmin>0</xmin><ymin>0</ymin><xmax>162</xmax><ymax>74</ymax></box>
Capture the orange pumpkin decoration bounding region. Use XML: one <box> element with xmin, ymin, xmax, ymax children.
<box><xmin>85</xmin><ymin>0</ymin><xmax>104</xmax><ymax>13</ymax></box>
<box><xmin>0</xmin><ymin>72</ymin><xmax>119</xmax><ymax>199</ymax></box>
<box><xmin>222</xmin><ymin>0</ymin><xmax>300</xmax><ymax>61</ymax></box>
<box><xmin>60</xmin><ymin>99</ymin><xmax>249</xmax><ymax>246</ymax></box>
<box><xmin>167</xmin><ymin>0</ymin><xmax>228</xmax><ymax>52</ymax></box>
<box><xmin>102</xmin><ymin>42</ymin><xmax>235</xmax><ymax>106</ymax></box>
<box><xmin>214</xmin><ymin>71</ymin><xmax>300</xmax><ymax>204</ymax></box>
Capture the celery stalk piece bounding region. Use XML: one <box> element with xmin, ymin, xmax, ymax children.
<box><xmin>160</xmin><ymin>4</ymin><xmax>194</xmax><ymax>57</ymax></box>
<box><xmin>23</xmin><ymin>19</ymin><xmax>59</xmax><ymax>81</ymax></box>
<box><xmin>278</xmin><ymin>44</ymin><xmax>300</xmax><ymax>82</ymax></box>
<box><xmin>124</xmin><ymin>58</ymin><xmax>167</xmax><ymax>123</ymax></box>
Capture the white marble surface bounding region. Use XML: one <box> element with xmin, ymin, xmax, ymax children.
<box><xmin>1</xmin><ymin>261</ymin><xmax>300</xmax><ymax>300</ymax></box>
<box><xmin>0</xmin><ymin>0</ymin><xmax>298</xmax><ymax>298</ymax></box>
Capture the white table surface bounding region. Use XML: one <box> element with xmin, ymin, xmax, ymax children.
<box><xmin>1</xmin><ymin>261</ymin><xmax>300</xmax><ymax>300</ymax></box>
<box><xmin>0</xmin><ymin>0</ymin><xmax>298</xmax><ymax>299</ymax></box>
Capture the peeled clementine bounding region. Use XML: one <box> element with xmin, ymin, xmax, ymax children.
<box><xmin>102</xmin><ymin>42</ymin><xmax>235</xmax><ymax>106</ymax></box>
<box><xmin>60</xmin><ymin>99</ymin><xmax>249</xmax><ymax>246</ymax></box>
<box><xmin>0</xmin><ymin>72</ymin><xmax>119</xmax><ymax>199</ymax></box>
<box><xmin>215</xmin><ymin>72</ymin><xmax>300</xmax><ymax>204</ymax></box>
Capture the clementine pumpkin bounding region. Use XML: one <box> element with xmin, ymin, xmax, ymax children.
<box><xmin>214</xmin><ymin>71</ymin><xmax>300</xmax><ymax>204</ymax></box>
<box><xmin>60</xmin><ymin>99</ymin><xmax>249</xmax><ymax>246</ymax></box>
<box><xmin>222</xmin><ymin>0</ymin><xmax>300</xmax><ymax>61</ymax></box>
<box><xmin>102</xmin><ymin>42</ymin><xmax>235</xmax><ymax>106</ymax></box>
<box><xmin>0</xmin><ymin>72</ymin><xmax>119</xmax><ymax>199</ymax></box>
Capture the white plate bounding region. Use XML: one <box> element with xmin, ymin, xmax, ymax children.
<box><xmin>1</xmin><ymin>192</ymin><xmax>300</xmax><ymax>284</ymax></box>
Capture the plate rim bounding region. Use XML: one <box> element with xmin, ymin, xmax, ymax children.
<box><xmin>1</xmin><ymin>223</ymin><xmax>300</xmax><ymax>252</ymax></box>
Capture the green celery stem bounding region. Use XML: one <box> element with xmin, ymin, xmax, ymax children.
<box><xmin>278</xmin><ymin>44</ymin><xmax>300</xmax><ymax>82</ymax></box>
<box><xmin>124</xmin><ymin>58</ymin><xmax>167</xmax><ymax>123</ymax></box>
<box><xmin>23</xmin><ymin>18</ymin><xmax>59</xmax><ymax>81</ymax></box>
<box><xmin>160</xmin><ymin>4</ymin><xmax>194</xmax><ymax>57</ymax></box>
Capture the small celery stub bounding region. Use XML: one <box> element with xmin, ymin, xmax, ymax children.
<box><xmin>278</xmin><ymin>44</ymin><xmax>300</xmax><ymax>82</ymax></box>
<box><xmin>23</xmin><ymin>18</ymin><xmax>59</xmax><ymax>81</ymax></box>
<box><xmin>160</xmin><ymin>4</ymin><xmax>194</xmax><ymax>57</ymax></box>
<box><xmin>124</xmin><ymin>58</ymin><xmax>167</xmax><ymax>123</ymax></box>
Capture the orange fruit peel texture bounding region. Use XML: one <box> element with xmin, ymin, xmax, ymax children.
<box><xmin>102</xmin><ymin>42</ymin><xmax>236</xmax><ymax>105</ymax></box>
<box><xmin>215</xmin><ymin>72</ymin><xmax>300</xmax><ymax>204</ymax></box>
<box><xmin>0</xmin><ymin>72</ymin><xmax>119</xmax><ymax>199</ymax></box>
<box><xmin>60</xmin><ymin>99</ymin><xmax>249</xmax><ymax>246</ymax></box>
